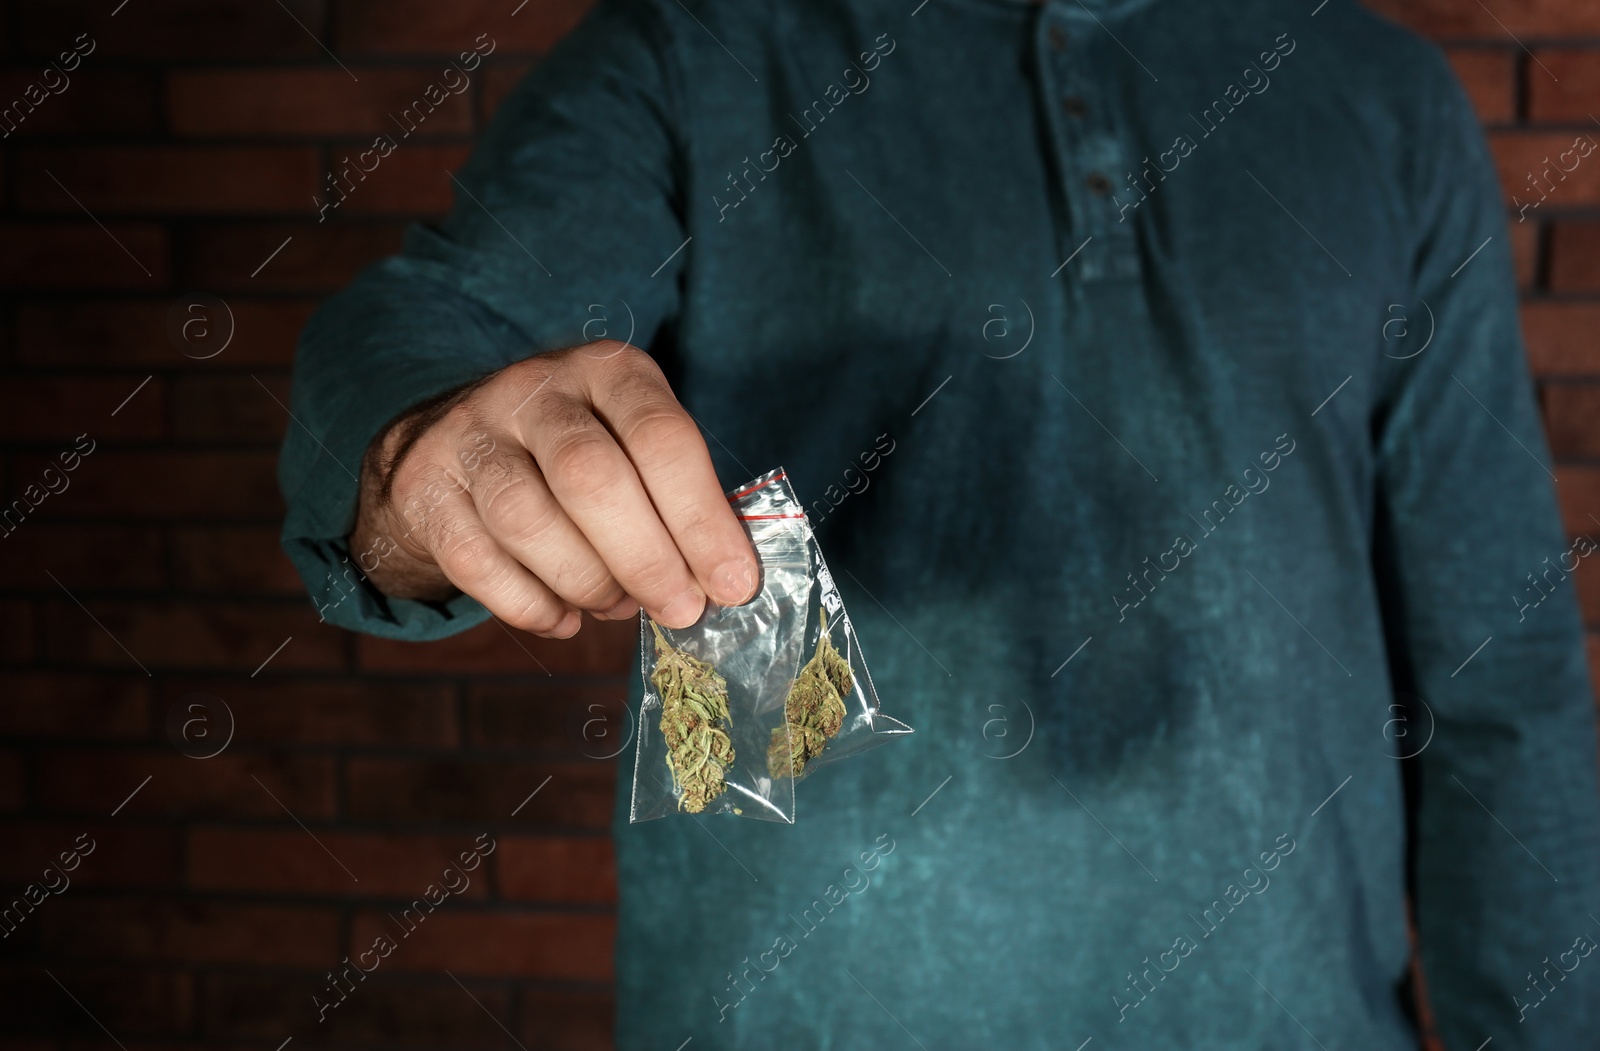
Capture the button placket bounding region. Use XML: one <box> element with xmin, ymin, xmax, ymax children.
<box><xmin>1038</xmin><ymin>11</ymin><xmax>1142</xmax><ymax>284</ymax></box>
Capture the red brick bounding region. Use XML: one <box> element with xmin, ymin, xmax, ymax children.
<box><xmin>1523</xmin><ymin>302</ymin><xmax>1600</xmax><ymax>375</ymax></box>
<box><xmin>1363</xmin><ymin>0</ymin><xmax>1600</xmax><ymax>37</ymax></box>
<box><xmin>1490</xmin><ymin>132</ymin><xmax>1600</xmax><ymax>210</ymax></box>
<box><xmin>169</xmin><ymin>68</ymin><xmax>474</xmax><ymax>137</ymax></box>
<box><xmin>1575</xmin><ymin>545</ymin><xmax>1600</xmax><ymax>624</ymax></box>
<box><xmin>205</xmin><ymin>973</ymin><xmax>509</xmax><ymax>1046</ymax></box>
<box><xmin>0</xmin><ymin>599</ymin><xmax>37</xmax><ymax>663</ymax></box>
<box><xmin>336</xmin><ymin>144</ymin><xmax>472</xmax><ymax>216</ymax></box>
<box><xmin>1557</xmin><ymin>467</ymin><xmax>1600</xmax><ymax>537</ymax></box>
<box><xmin>348</xmin><ymin>909</ymin><xmax>614</xmax><ymax>980</ymax></box>
<box><xmin>336</xmin><ymin>0</ymin><xmax>593</xmax><ymax>56</ymax></box>
<box><xmin>498</xmin><ymin>836</ymin><xmax>616</xmax><ymax>903</ymax></box>
<box><xmin>181</xmin><ymin>222</ymin><xmax>405</xmax><ymax>292</ymax></box>
<box><xmin>1544</xmin><ymin>382</ymin><xmax>1600</xmax><ymax>457</ymax></box>
<box><xmin>0</xmin><ymin>965</ymin><xmax>193</xmax><ymax>1036</ymax></box>
<box><xmin>18</xmin><ymin>1</ymin><xmax>327</xmax><ymax>60</ymax></box>
<box><xmin>0</xmin><ymin>674</ymin><xmax>148</xmax><ymax>739</ymax></box>
<box><xmin>0</xmin><ymin>70</ymin><xmax>158</xmax><ymax>136</ymax></box>
<box><xmin>359</xmin><ymin>615</ymin><xmax>634</xmax><ymax>675</ymax></box>
<box><xmin>519</xmin><ymin>988</ymin><xmax>614</xmax><ymax>1051</ymax></box>
<box><xmin>345</xmin><ymin>759</ymin><xmax>615</xmax><ymax>828</ymax></box>
<box><xmin>1528</xmin><ymin>48</ymin><xmax>1600</xmax><ymax>123</ymax></box>
<box><xmin>0</xmin><ymin>820</ymin><xmax>180</xmax><ymax>889</ymax></box>
<box><xmin>480</xmin><ymin>63</ymin><xmax>533</xmax><ymax>123</ymax></box>
<box><xmin>0</xmin><ymin>749</ymin><xmax>26</xmax><ymax>813</ymax></box>
<box><xmin>0</xmin><ymin>375</ymin><xmax>164</xmax><ymax>442</ymax></box>
<box><xmin>12</xmin><ymin>450</ymin><xmax>281</xmax><ymax>519</ymax></box>
<box><xmin>1548</xmin><ymin>221</ymin><xmax>1600</xmax><ymax>292</ymax></box>
<box><xmin>166</xmin><ymin>525</ymin><xmax>302</xmax><ymax>594</ymax></box>
<box><xmin>43</xmin><ymin>897</ymin><xmax>339</xmax><ymax>967</ymax></box>
<box><xmin>189</xmin><ymin>827</ymin><xmax>491</xmax><ymax>897</ymax></box>
<box><xmin>170</xmin><ymin>373</ymin><xmax>290</xmax><ymax>443</ymax></box>
<box><xmin>0</xmin><ymin>524</ymin><xmax>164</xmax><ymax>591</ymax></box>
<box><xmin>0</xmin><ymin>223</ymin><xmax>167</xmax><ymax>289</ymax></box>
<box><xmin>160</xmin><ymin>676</ymin><xmax>457</xmax><ymax>747</ymax></box>
<box><xmin>15</xmin><ymin>299</ymin><xmax>316</xmax><ymax>367</ymax></box>
<box><xmin>1445</xmin><ymin>48</ymin><xmax>1516</xmax><ymax>125</ymax></box>
<box><xmin>35</xmin><ymin>748</ymin><xmax>336</xmax><ymax>819</ymax></box>
<box><xmin>468</xmin><ymin>680</ymin><xmax>630</xmax><ymax>755</ymax></box>
<box><xmin>1511</xmin><ymin>220</ymin><xmax>1538</xmax><ymax>289</ymax></box>
<box><xmin>41</xmin><ymin>599</ymin><xmax>343</xmax><ymax>672</ymax></box>
<box><xmin>17</xmin><ymin>147</ymin><xmax>320</xmax><ymax>214</ymax></box>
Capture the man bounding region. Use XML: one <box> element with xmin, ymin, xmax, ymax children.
<box><xmin>280</xmin><ymin>0</ymin><xmax>1600</xmax><ymax>1046</ymax></box>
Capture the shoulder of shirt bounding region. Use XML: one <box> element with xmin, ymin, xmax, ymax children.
<box><xmin>1305</xmin><ymin>0</ymin><xmax>1464</xmax><ymax>119</ymax></box>
<box><xmin>1297</xmin><ymin>2</ymin><xmax>1487</xmax><ymax>242</ymax></box>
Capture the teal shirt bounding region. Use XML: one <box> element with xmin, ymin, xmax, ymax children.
<box><xmin>279</xmin><ymin>0</ymin><xmax>1600</xmax><ymax>1046</ymax></box>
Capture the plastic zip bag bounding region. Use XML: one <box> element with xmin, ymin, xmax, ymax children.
<box><xmin>629</xmin><ymin>467</ymin><xmax>911</xmax><ymax>822</ymax></box>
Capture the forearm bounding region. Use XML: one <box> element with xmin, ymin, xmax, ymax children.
<box><xmin>1412</xmin><ymin>633</ymin><xmax>1600</xmax><ymax>1045</ymax></box>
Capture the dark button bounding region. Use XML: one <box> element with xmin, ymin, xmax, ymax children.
<box><xmin>1086</xmin><ymin>172</ymin><xmax>1113</xmax><ymax>196</ymax></box>
<box><xmin>1048</xmin><ymin>26</ymin><xmax>1069</xmax><ymax>51</ymax></box>
<box><xmin>1062</xmin><ymin>96</ymin><xmax>1088</xmax><ymax>118</ymax></box>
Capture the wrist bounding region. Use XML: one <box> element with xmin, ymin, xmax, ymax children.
<box><xmin>347</xmin><ymin>413</ymin><xmax>454</xmax><ymax>601</ymax></box>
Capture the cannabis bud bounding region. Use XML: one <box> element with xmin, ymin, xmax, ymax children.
<box><xmin>769</xmin><ymin>609</ymin><xmax>852</xmax><ymax>778</ymax></box>
<box><xmin>649</xmin><ymin>621</ymin><xmax>735</xmax><ymax>813</ymax></box>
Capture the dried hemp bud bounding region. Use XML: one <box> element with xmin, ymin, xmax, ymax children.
<box><xmin>650</xmin><ymin>620</ymin><xmax>735</xmax><ymax>813</ymax></box>
<box><xmin>769</xmin><ymin>609</ymin><xmax>852</xmax><ymax>778</ymax></box>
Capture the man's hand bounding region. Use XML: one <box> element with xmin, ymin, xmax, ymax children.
<box><xmin>348</xmin><ymin>342</ymin><xmax>759</xmax><ymax>638</ymax></box>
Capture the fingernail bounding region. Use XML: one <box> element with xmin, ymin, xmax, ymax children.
<box><xmin>660</xmin><ymin>588</ymin><xmax>705</xmax><ymax>628</ymax></box>
<box><xmin>548</xmin><ymin>611</ymin><xmax>581</xmax><ymax>638</ymax></box>
<box><xmin>710</xmin><ymin>560</ymin><xmax>758</xmax><ymax>605</ymax></box>
<box><xmin>602</xmin><ymin>596</ymin><xmax>639</xmax><ymax>620</ymax></box>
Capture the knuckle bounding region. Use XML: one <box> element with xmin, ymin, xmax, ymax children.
<box><xmin>670</xmin><ymin>500</ymin><xmax>722</xmax><ymax>545</ymax></box>
<box><xmin>503</xmin><ymin>590</ymin><xmax>568</xmax><ymax>634</ymax></box>
<box><xmin>544</xmin><ymin>431</ymin><xmax>617</xmax><ymax>494</ymax></box>
<box><xmin>577</xmin><ymin>338</ymin><xmax>644</xmax><ymax>369</ymax></box>
<box><xmin>550</xmin><ymin>562</ymin><xmax>623</xmax><ymax>609</ymax></box>
<box><xmin>511</xmin><ymin>349</ymin><xmax>566</xmax><ymax>381</ymax></box>
<box><xmin>429</xmin><ymin>517</ymin><xmax>492</xmax><ymax>576</ymax></box>
<box><xmin>453</xmin><ymin>428</ymin><xmax>498</xmax><ymax>471</ymax></box>
<box><xmin>533</xmin><ymin>394</ymin><xmax>598</xmax><ymax>439</ymax></box>
<box><xmin>498</xmin><ymin>355</ymin><xmax>567</xmax><ymax>411</ymax></box>
<box><xmin>482</xmin><ymin>478</ymin><xmax>565</xmax><ymax>551</ymax></box>
<box><xmin>612</xmin><ymin>347</ymin><xmax>667</xmax><ymax>388</ymax></box>
<box><xmin>444</xmin><ymin>396</ymin><xmax>487</xmax><ymax>430</ymax></box>
<box><xmin>615</xmin><ymin>559</ymin><xmax>689</xmax><ymax>604</ymax></box>
<box><xmin>388</xmin><ymin>441</ymin><xmax>443</xmax><ymax>499</ymax></box>
<box><xmin>470</xmin><ymin>454</ymin><xmax>525</xmax><ymax>512</ymax></box>
<box><xmin>395</xmin><ymin>464</ymin><xmax>454</xmax><ymax>529</ymax></box>
<box><xmin>620</xmin><ymin>408</ymin><xmax>695</xmax><ymax>455</ymax></box>
<box><xmin>588</xmin><ymin>338</ymin><xmax>631</xmax><ymax>361</ymax></box>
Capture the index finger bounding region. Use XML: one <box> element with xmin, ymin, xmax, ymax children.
<box><xmin>591</xmin><ymin>363</ymin><xmax>759</xmax><ymax>608</ymax></box>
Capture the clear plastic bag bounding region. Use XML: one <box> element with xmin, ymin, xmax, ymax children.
<box><xmin>629</xmin><ymin>467</ymin><xmax>911</xmax><ymax>822</ymax></box>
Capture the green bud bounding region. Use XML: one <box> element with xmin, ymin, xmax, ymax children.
<box><xmin>650</xmin><ymin>620</ymin><xmax>735</xmax><ymax>813</ymax></box>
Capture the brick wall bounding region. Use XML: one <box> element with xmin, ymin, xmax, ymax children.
<box><xmin>0</xmin><ymin>2</ymin><xmax>1595</xmax><ymax>1049</ymax></box>
<box><xmin>0</xmin><ymin>2</ymin><xmax>625</xmax><ymax>1048</ymax></box>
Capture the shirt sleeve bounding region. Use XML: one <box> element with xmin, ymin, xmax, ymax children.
<box><xmin>1373</xmin><ymin>49</ymin><xmax>1600</xmax><ymax>1047</ymax></box>
<box><xmin>277</xmin><ymin>0</ymin><xmax>687</xmax><ymax>640</ymax></box>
